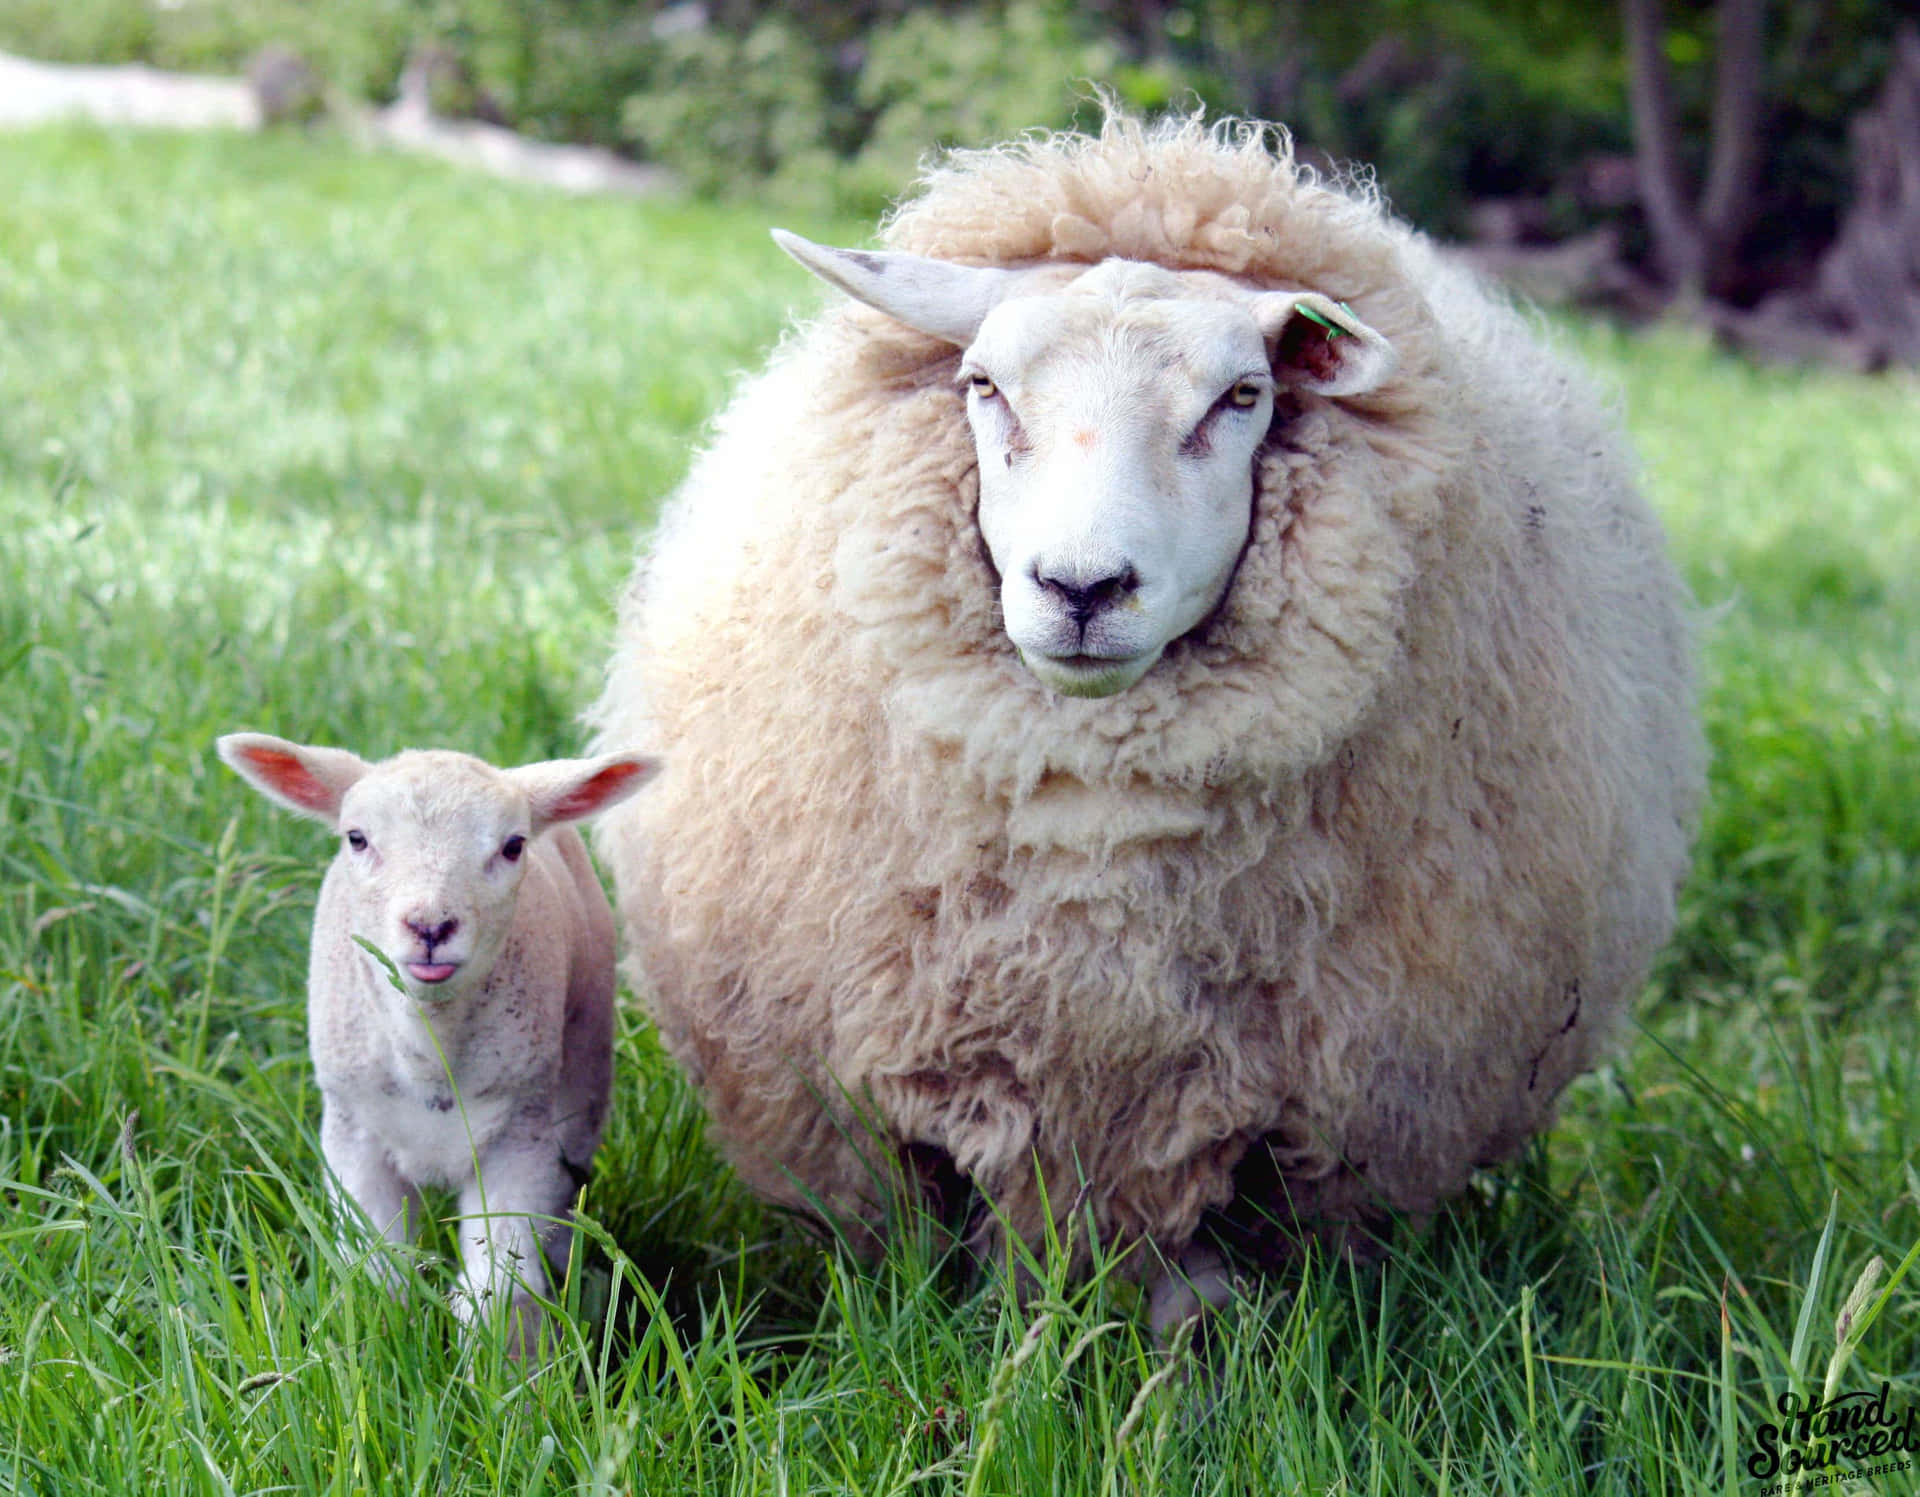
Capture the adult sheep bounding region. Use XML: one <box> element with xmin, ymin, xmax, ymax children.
<box><xmin>591</xmin><ymin>113</ymin><xmax>1704</xmax><ymax>1324</ymax></box>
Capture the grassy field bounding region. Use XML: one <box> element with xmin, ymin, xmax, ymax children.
<box><xmin>1</xmin><ymin>126</ymin><xmax>1917</xmax><ymax>1495</ymax></box>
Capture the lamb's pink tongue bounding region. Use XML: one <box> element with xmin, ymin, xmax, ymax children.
<box><xmin>407</xmin><ymin>962</ymin><xmax>459</xmax><ymax>984</ymax></box>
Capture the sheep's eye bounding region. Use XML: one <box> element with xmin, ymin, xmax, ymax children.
<box><xmin>345</xmin><ymin>830</ymin><xmax>368</xmax><ymax>852</ymax></box>
<box><xmin>501</xmin><ymin>834</ymin><xmax>526</xmax><ymax>863</ymax></box>
<box><xmin>1229</xmin><ymin>381</ymin><xmax>1264</xmax><ymax>409</ymax></box>
<box><xmin>967</xmin><ymin>372</ymin><xmax>997</xmax><ymax>399</ymax></box>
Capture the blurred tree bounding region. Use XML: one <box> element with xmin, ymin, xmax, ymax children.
<box><xmin>1</xmin><ymin>0</ymin><xmax>1910</xmax><ymax>359</ymax></box>
<box><xmin>1624</xmin><ymin>0</ymin><xmax>1764</xmax><ymax>301</ymax></box>
<box><xmin>1813</xmin><ymin>24</ymin><xmax>1920</xmax><ymax>366</ymax></box>
<box><xmin>1150</xmin><ymin>0</ymin><xmax>1629</xmax><ymax>234</ymax></box>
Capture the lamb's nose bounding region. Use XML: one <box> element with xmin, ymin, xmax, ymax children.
<box><xmin>1033</xmin><ymin>562</ymin><xmax>1140</xmax><ymax>625</ymax></box>
<box><xmin>405</xmin><ymin>916</ymin><xmax>459</xmax><ymax>949</ymax></box>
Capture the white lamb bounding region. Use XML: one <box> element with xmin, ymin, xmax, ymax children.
<box><xmin>218</xmin><ymin>732</ymin><xmax>657</xmax><ymax>1356</ymax></box>
<box><xmin>591</xmin><ymin>113</ymin><xmax>1705</xmax><ymax>1332</ymax></box>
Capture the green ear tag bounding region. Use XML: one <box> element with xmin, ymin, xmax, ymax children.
<box><xmin>1297</xmin><ymin>303</ymin><xmax>1347</xmax><ymax>339</ymax></box>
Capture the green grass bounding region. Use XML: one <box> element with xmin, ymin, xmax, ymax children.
<box><xmin>2</xmin><ymin>126</ymin><xmax>1918</xmax><ymax>1495</ymax></box>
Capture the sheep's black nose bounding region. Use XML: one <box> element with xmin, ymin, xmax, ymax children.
<box><xmin>405</xmin><ymin>916</ymin><xmax>460</xmax><ymax>948</ymax></box>
<box><xmin>1033</xmin><ymin>563</ymin><xmax>1140</xmax><ymax>625</ymax></box>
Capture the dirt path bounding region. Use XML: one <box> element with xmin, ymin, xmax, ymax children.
<box><xmin>0</xmin><ymin>48</ymin><xmax>672</xmax><ymax>197</ymax></box>
<box><xmin>0</xmin><ymin>50</ymin><xmax>259</xmax><ymax>128</ymax></box>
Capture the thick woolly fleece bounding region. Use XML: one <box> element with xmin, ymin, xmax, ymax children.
<box><xmin>591</xmin><ymin>114</ymin><xmax>1704</xmax><ymax>1271</ymax></box>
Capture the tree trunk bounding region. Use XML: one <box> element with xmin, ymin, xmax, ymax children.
<box><xmin>1713</xmin><ymin>23</ymin><xmax>1920</xmax><ymax>369</ymax></box>
<box><xmin>1623</xmin><ymin>0</ymin><xmax>1706</xmax><ymax>295</ymax></box>
<box><xmin>1700</xmin><ymin>0</ymin><xmax>1767</xmax><ymax>297</ymax></box>
<box><xmin>1814</xmin><ymin>23</ymin><xmax>1920</xmax><ymax>366</ymax></box>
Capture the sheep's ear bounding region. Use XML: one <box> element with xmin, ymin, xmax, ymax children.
<box><xmin>512</xmin><ymin>753</ymin><xmax>661</xmax><ymax>834</ymax></box>
<box><xmin>217</xmin><ymin>733</ymin><xmax>369</xmax><ymax>825</ymax></box>
<box><xmin>1253</xmin><ymin>292</ymin><xmax>1397</xmax><ymax>397</ymax></box>
<box><xmin>773</xmin><ymin>229</ymin><xmax>1017</xmax><ymax>345</ymax></box>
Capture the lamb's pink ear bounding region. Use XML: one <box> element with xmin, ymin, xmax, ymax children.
<box><xmin>772</xmin><ymin>229</ymin><xmax>1020</xmax><ymax>346</ymax></box>
<box><xmin>216</xmin><ymin>733</ymin><xmax>369</xmax><ymax>825</ymax></box>
<box><xmin>513</xmin><ymin>753</ymin><xmax>661</xmax><ymax>834</ymax></box>
<box><xmin>1253</xmin><ymin>291</ymin><xmax>1397</xmax><ymax>397</ymax></box>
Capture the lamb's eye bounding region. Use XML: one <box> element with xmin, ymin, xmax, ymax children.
<box><xmin>345</xmin><ymin>830</ymin><xmax>368</xmax><ymax>852</ymax></box>
<box><xmin>501</xmin><ymin>834</ymin><xmax>526</xmax><ymax>863</ymax></box>
<box><xmin>1229</xmin><ymin>381</ymin><xmax>1264</xmax><ymax>408</ymax></box>
<box><xmin>968</xmin><ymin>372</ymin><xmax>997</xmax><ymax>399</ymax></box>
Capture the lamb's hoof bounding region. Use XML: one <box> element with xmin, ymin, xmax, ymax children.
<box><xmin>501</xmin><ymin>1292</ymin><xmax>549</xmax><ymax>1364</ymax></box>
<box><xmin>454</xmin><ymin>1286</ymin><xmax>551</xmax><ymax>1368</ymax></box>
<box><xmin>358</xmin><ymin>1244</ymin><xmax>414</xmax><ymax>1303</ymax></box>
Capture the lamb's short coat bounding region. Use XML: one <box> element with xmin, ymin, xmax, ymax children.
<box><xmin>219</xmin><ymin>734</ymin><xmax>654</xmax><ymax>1353</ymax></box>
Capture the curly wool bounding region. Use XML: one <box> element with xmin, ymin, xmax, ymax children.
<box><xmin>591</xmin><ymin>113</ymin><xmax>1704</xmax><ymax>1266</ymax></box>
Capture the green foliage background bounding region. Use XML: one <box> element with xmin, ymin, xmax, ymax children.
<box><xmin>0</xmin><ymin>0</ymin><xmax>1904</xmax><ymax>257</ymax></box>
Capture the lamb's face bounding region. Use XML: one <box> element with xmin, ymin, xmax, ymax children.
<box><xmin>217</xmin><ymin>734</ymin><xmax>659</xmax><ymax>1008</ymax></box>
<box><xmin>332</xmin><ymin>757</ymin><xmax>532</xmax><ymax>1002</ymax></box>
<box><xmin>772</xmin><ymin>232</ymin><xmax>1398</xmax><ymax>700</ymax></box>
<box><xmin>959</xmin><ymin>267</ymin><xmax>1274</xmax><ymax>697</ymax></box>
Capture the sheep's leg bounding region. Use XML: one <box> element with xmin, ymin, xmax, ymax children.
<box><xmin>454</xmin><ymin>1144</ymin><xmax>574</xmax><ymax>1359</ymax></box>
<box><xmin>1147</xmin><ymin>1241</ymin><xmax>1237</xmax><ymax>1346</ymax></box>
<box><xmin>320</xmin><ymin>1105</ymin><xmax>421</xmax><ymax>1297</ymax></box>
<box><xmin>554</xmin><ymin>968</ymin><xmax>614</xmax><ymax>1175</ymax></box>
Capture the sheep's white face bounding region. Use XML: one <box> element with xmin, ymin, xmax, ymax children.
<box><xmin>959</xmin><ymin>265</ymin><xmax>1276</xmax><ymax>696</ymax></box>
<box><xmin>216</xmin><ymin>736</ymin><xmax>658</xmax><ymax>1004</ymax></box>
<box><xmin>773</xmin><ymin>233</ymin><xmax>1397</xmax><ymax>698</ymax></box>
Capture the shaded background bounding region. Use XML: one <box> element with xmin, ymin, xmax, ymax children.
<box><xmin>3</xmin><ymin>0</ymin><xmax>1915</xmax><ymax>365</ymax></box>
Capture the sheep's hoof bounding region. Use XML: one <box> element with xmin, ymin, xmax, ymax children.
<box><xmin>1147</xmin><ymin>1242</ymin><xmax>1237</xmax><ymax>1347</ymax></box>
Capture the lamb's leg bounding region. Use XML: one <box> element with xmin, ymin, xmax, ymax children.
<box><xmin>320</xmin><ymin>1105</ymin><xmax>421</xmax><ymax>1296</ymax></box>
<box><xmin>454</xmin><ymin>1144</ymin><xmax>575</xmax><ymax>1360</ymax></box>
